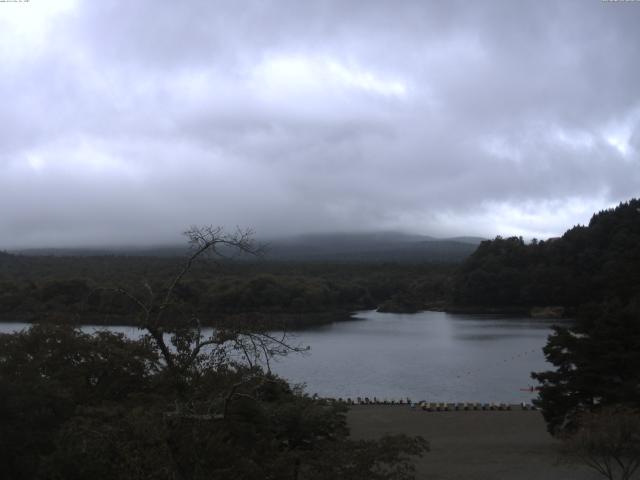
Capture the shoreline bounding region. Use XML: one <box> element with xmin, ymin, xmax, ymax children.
<box><xmin>0</xmin><ymin>305</ymin><xmax>571</xmax><ymax>331</ymax></box>
<box><xmin>442</xmin><ymin>305</ymin><xmax>568</xmax><ymax>319</ymax></box>
<box><xmin>0</xmin><ymin>310</ymin><xmax>357</xmax><ymax>331</ymax></box>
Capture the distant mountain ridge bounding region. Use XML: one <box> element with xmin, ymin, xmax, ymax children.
<box><xmin>11</xmin><ymin>231</ymin><xmax>485</xmax><ymax>263</ymax></box>
<box><xmin>263</xmin><ymin>231</ymin><xmax>483</xmax><ymax>262</ymax></box>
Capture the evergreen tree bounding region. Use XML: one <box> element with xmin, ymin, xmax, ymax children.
<box><xmin>532</xmin><ymin>300</ymin><xmax>640</xmax><ymax>435</ymax></box>
<box><xmin>453</xmin><ymin>198</ymin><xmax>640</xmax><ymax>310</ymax></box>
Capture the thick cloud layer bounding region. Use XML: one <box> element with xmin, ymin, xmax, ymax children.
<box><xmin>1</xmin><ymin>0</ymin><xmax>639</xmax><ymax>247</ymax></box>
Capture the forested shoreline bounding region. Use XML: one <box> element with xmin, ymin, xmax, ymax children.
<box><xmin>452</xmin><ymin>199</ymin><xmax>640</xmax><ymax>317</ymax></box>
<box><xmin>0</xmin><ymin>255</ymin><xmax>453</xmax><ymax>327</ymax></box>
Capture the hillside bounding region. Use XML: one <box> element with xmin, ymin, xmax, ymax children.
<box><xmin>452</xmin><ymin>199</ymin><xmax>640</xmax><ymax>312</ymax></box>
<box><xmin>264</xmin><ymin>232</ymin><xmax>480</xmax><ymax>263</ymax></box>
<box><xmin>12</xmin><ymin>232</ymin><xmax>482</xmax><ymax>264</ymax></box>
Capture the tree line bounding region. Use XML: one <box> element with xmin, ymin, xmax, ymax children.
<box><xmin>0</xmin><ymin>256</ymin><xmax>453</xmax><ymax>324</ymax></box>
<box><xmin>452</xmin><ymin>199</ymin><xmax>640</xmax><ymax>311</ymax></box>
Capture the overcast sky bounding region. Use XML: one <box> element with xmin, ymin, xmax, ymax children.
<box><xmin>1</xmin><ymin>0</ymin><xmax>639</xmax><ymax>248</ymax></box>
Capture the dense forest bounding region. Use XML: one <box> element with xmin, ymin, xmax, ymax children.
<box><xmin>0</xmin><ymin>256</ymin><xmax>453</xmax><ymax>326</ymax></box>
<box><xmin>452</xmin><ymin>199</ymin><xmax>640</xmax><ymax>314</ymax></box>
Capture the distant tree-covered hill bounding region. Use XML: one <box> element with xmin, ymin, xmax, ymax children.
<box><xmin>263</xmin><ymin>232</ymin><xmax>481</xmax><ymax>263</ymax></box>
<box><xmin>452</xmin><ymin>199</ymin><xmax>640</xmax><ymax>310</ymax></box>
<box><xmin>10</xmin><ymin>231</ymin><xmax>482</xmax><ymax>263</ymax></box>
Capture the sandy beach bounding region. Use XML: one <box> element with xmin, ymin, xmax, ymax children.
<box><xmin>347</xmin><ymin>405</ymin><xmax>600</xmax><ymax>480</ymax></box>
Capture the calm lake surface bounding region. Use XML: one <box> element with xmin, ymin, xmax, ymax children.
<box><xmin>0</xmin><ymin>310</ymin><xmax>563</xmax><ymax>403</ymax></box>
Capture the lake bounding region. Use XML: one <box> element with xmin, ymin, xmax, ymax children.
<box><xmin>0</xmin><ymin>310</ymin><xmax>563</xmax><ymax>403</ymax></box>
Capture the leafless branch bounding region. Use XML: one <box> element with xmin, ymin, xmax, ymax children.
<box><xmin>562</xmin><ymin>407</ymin><xmax>640</xmax><ymax>480</ymax></box>
<box><xmin>107</xmin><ymin>226</ymin><xmax>306</xmax><ymax>390</ymax></box>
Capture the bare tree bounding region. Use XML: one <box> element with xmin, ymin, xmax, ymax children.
<box><xmin>562</xmin><ymin>407</ymin><xmax>640</xmax><ymax>480</ymax></box>
<box><xmin>114</xmin><ymin>226</ymin><xmax>303</xmax><ymax>379</ymax></box>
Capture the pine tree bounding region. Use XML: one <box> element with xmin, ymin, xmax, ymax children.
<box><xmin>532</xmin><ymin>300</ymin><xmax>640</xmax><ymax>435</ymax></box>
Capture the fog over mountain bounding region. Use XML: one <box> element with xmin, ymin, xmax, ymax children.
<box><xmin>12</xmin><ymin>231</ymin><xmax>483</xmax><ymax>263</ymax></box>
<box><xmin>1</xmin><ymin>1</ymin><xmax>639</xmax><ymax>248</ymax></box>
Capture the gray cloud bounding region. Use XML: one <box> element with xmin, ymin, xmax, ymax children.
<box><xmin>0</xmin><ymin>0</ymin><xmax>639</xmax><ymax>247</ymax></box>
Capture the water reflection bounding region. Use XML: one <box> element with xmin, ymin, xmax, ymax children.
<box><xmin>0</xmin><ymin>311</ymin><xmax>564</xmax><ymax>403</ymax></box>
<box><xmin>270</xmin><ymin>310</ymin><xmax>562</xmax><ymax>403</ymax></box>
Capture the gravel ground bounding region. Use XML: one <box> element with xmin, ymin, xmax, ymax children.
<box><xmin>347</xmin><ymin>405</ymin><xmax>601</xmax><ymax>480</ymax></box>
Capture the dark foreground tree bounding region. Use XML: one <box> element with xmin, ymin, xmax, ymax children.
<box><xmin>532</xmin><ymin>300</ymin><xmax>640</xmax><ymax>435</ymax></box>
<box><xmin>0</xmin><ymin>226</ymin><xmax>428</xmax><ymax>479</ymax></box>
<box><xmin>561</xmin><ymin>407</ymin><xmax>640</xmax><ymax>480</ymax></box>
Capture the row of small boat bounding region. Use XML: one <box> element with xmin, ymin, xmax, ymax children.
<box><xmin>322</xmin><ymin>397</ymin><xmax>538</xmax><ymax>410</ymax></box>
<box><xmin>325</xmin><ymin>397</ymin><xmax>412</xmax><ymax>405</ymax></box>
<box><xmin>415</xmin><ymin>401</ymin><xmax>537</xmax><ymax>411</ymax></box>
